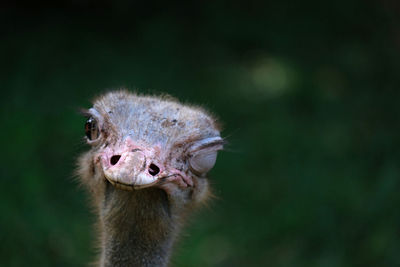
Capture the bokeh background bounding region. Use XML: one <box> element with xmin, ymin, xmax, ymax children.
<box><xmin>1</xmin><ymin>1</ymin><xmax>400</xmax><ymax>266</ymax></box>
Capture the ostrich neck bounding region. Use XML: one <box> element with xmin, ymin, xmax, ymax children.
<box><xmin>99</xmin><ymin>187</ymin><xmax>181</xmax><ymax>267</ymax></box>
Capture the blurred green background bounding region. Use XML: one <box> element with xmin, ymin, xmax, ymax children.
<box><xmin>1</xmin><ymin>1</ymin><xmax>400</xmax><ymax>266</ymax></box>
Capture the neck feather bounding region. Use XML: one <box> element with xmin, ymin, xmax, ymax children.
<box><xmin>98</xmin><ymin>186</ymin><xmax>182</xmax><ymax>267</ymax></box>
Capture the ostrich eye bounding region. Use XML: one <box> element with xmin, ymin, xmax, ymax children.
<box><xmin>189</xmin><ymin>151</ymin><xmax>218</xmax><ymax>175</ymax></box>
<box><xmin>187</xmin><ymin>137</ymin><xmax>224</xmax><ymax>175</ymax></box>
<box><xmin>85</xmin><ymin>117</ymin><xmax>100</xmax><ymax>141</ymax></box>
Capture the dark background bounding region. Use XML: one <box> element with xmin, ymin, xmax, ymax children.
<box><xmin>1</xmin><ymin>1</ymin><xmax>400</xmax><ymax>266</ymax></box>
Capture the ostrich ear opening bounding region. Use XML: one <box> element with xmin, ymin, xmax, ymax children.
<box><xmin>188</xmin><ymin>137</ymin><xmax>224</xmax><ymax>175</ymax></box>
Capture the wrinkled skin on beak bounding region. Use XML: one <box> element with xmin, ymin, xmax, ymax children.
<box><xmin>102</xmin><ymin>149</ymin><xmax>155</xmax><ymax>190</ymax></box>
<box><xmin>97</xmin><ymin>137</ymin><xmax>193</xmax><ymax>191</ymax></box>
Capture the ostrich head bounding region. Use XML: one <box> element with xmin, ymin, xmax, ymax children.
<box><xmin>78</xmin><ymin>90</ymin><xmax>223</xmax><ymax>214</ymax></box>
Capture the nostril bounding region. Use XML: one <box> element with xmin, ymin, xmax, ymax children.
<box><xmin>110</xmin><ymin>155</ymin><xmax>121</xmax><ymax>165</ymax></box>
<box><xmin>148</xmin><ymin>163</ymin><xmax>160</xmax><ymax>176</ymax></box>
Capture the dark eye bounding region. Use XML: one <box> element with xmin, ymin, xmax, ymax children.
<box><xmin>85</xmin><ymin>117</ymin><xmax>100</xmax><ymax>141</ymax></box>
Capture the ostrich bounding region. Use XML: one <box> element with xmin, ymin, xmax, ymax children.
<box><xmin>77</xmin><ymin>90</ymin><xmax>224</xmax><ymax>267</ymax></box>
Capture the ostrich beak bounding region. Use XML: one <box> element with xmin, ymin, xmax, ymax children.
<box><xmin>102</xmin><ymin>150</ymin><xmax>158</xmax><ymax>190</ymax></box>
